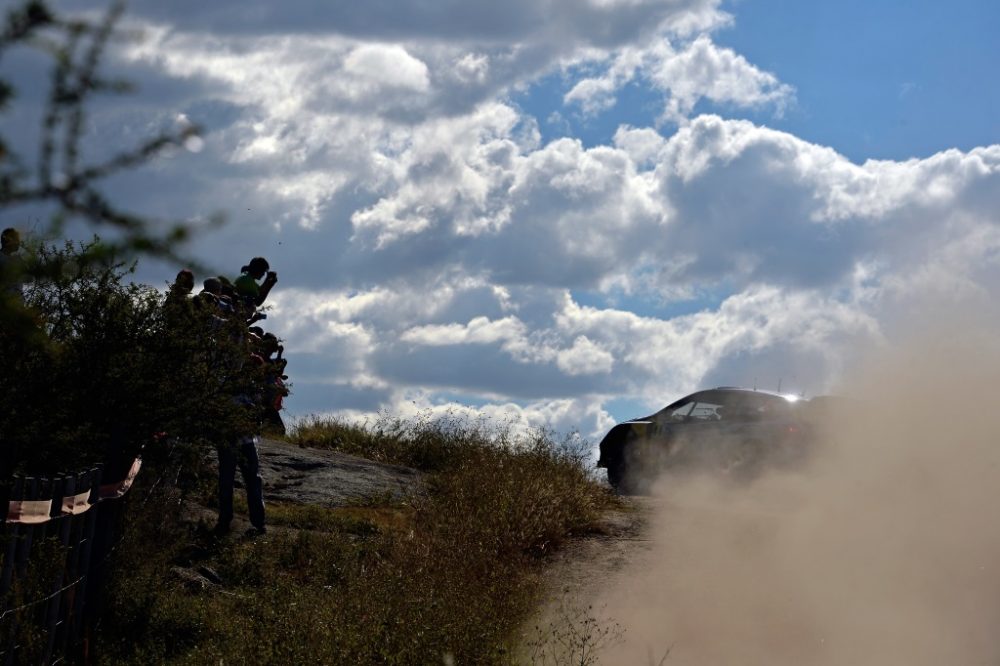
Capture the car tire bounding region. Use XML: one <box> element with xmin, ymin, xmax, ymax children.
<box><xmin>607</xmin><ymin>451</ymin><xmax>643</xmax><ymax>495</ymax></box>
<box><xmin>606</xmin><ymin>454</ymin><xmax>626</xmax><ymax>490</ymax></box>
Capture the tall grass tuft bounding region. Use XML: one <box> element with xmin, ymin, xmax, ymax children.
<box><xmin>95</xmin><ymin>412</ymin><xmax>617</xmax><ymax>664</ymax></box>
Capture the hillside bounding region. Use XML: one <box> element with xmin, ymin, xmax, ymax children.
<box><xmin>89</xmin><ymin>418</ymin><xmax>622</xmax><ymax>664</ymax></box>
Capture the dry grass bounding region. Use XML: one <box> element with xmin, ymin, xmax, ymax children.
<box><xmin>93</xmin><ymin>414</ymin><xmax>617</xmax><ymax>664</ymax></box>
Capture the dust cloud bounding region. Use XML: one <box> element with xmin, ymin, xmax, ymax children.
<box><xmin>597</xmin><ymin>321</ymin><xmax>1000</xmax><ymax>665</ymax></box>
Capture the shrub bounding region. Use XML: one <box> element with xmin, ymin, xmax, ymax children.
<box><xmin>0</xmin><ymin>238</ymin><xmax>260</xmax><ymax>476</ymax></box>
<box><xmin>95</xmin><ymin>415</ymin><xmax>618</xmax><ymax>664</ymax></box>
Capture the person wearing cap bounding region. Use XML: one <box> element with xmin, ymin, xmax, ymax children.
<box><xmin>234</xmin><ymin>257</ymin><xmax>277</xmax><ymax>308</ymax></box>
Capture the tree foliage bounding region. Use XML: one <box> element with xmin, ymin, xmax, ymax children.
<box><xmin>0</xmin><ymin>1</ymin><xmax>250</xmax><ymax>477</ymax></box>
<box><xmin>0</xmin><ymin>0</ymin><xmax>214</xmax><ymax>250</ymax></box>
<box><xmin>0</xmin><ymin>238</ymin><xmax>260</xmax><ymax>477</ymax></box>
<box><xmin>0</xmin><ymin>0</ymin><xmax>221</xmax><ymax>336</ymax></box>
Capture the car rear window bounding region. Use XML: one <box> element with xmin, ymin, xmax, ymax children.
<box><xmin>662</xmin><ymin>391</ymin><xmax>796</xmax><ymax>423</ymax></box>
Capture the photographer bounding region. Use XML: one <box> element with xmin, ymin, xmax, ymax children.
<box><xmin>234</xmin><ymin>256</ymin><xmax>277</xmax><ymax>309</ymax></box>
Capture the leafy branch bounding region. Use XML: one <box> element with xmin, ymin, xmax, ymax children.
<box><xmin>0</xmin><ymin>0</ymin><xmax>221</xmax><ymax>261</ymax></box>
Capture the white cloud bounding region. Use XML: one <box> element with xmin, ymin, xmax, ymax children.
<box><xmin>564</xmin><ymin>35</ymin><xmax>793</xmax><ymax>123</ymax></box>
<box><xmin>564</xmin><ymin>47</ymin><xmax>645</xmax><ymax>115</ymax></box>
<box><xmin>123</xmin><ymin>0</ymin><xmax>728</xmax><ymax>47</ymax></box>
<box><xmin>355</xmin><ymin>391</ymin><xmax>618</xmax><ymax>443</ymax></box>
<box><xmin>262</xmin><ymin>108</ymin><xmax>998</xmax><ymax>425</ymax></box>
<box><xmin>349</xmin><ymin>103</ymin><xmax>526</xmax><ymax>246</ymax></box>
<box><xmin>650</xmin><ymin>35</ymin><xmax>794</xmax><ymax>122</ymax></box>
<box><xmin>454</xmin><ymin>53</ymin><xmax>490</xmax><ymax>83</ymax></box>
<box><xmin>557</xmin><ymin>336</ymin><xmax>615</xmax><ymax>375</ymax></box>
<box><xmin>32</xmin><ymin>0</ymin><xmax>1000</xmax><ymax>437</ymax></box>
<box><xmin>654</xmin><ymin>116</ymin><xmax>1000</xmax><ymax>291</ymax></box>
<box><xmin>400</xmin><ymin>316</ymin><xmax>525</xmax><ymax>346</ymax></box>
<box><xmin>343</xmin><ymin>44</ymin><xmax>430</xmax><ymax>92</ymax></box>
<box><xmin>613</xmin><ymin>125</ymin><xmax>668</xmax><ymax>167</ymax></box>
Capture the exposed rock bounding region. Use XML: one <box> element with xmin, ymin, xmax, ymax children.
<box><xmin>254</xmin><ymin>438</ymin><xmax>423</xmax><ymax>507</ymax></box>
<box><xmin>196</xmin><ymin>565</ymin><xmax>223</xmax><ymax>585</ymax></box>
<box><xmin>169</xmin><ymin>565</ymin><xmax>217</xmax><ymax>592</ymax></box>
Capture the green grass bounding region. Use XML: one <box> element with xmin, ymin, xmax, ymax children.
<box><xmin>93</xmin><ymin>413</ymin><xmax>618</xmax><ymax>664</ymax></box>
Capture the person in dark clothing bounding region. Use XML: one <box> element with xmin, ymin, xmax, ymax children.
<box><xmin>234</xmin><ymin>257</ymin><xmax>277</xmax><ymax>308</ymax></box>
<box><xmin>1</xmin><ymin>227</ymin><xmax>26</xmax><ymax>301</ymax></box>
<box><xmin>259</xmin><ymin>333</ymin><xmax>289</xmax><ymax>435</ymax></box>
<box><xmin>168</xmin><ymin>269</ymin><xmax>194</xmax><ymax>299</ymax></box>
<box><xmin>164</xmin><ymin>269</ymin><xmax>196</xmax><ymax>326</ymax></box>
<box><xmin>216</xmin><ymin>434</ymin><xmax>266</xmax><ymax>536</ymax></box>
<box><xmin>215</xmin><ymin>355</ymin><xmax>268</xmax><ymax>537</ymax></box>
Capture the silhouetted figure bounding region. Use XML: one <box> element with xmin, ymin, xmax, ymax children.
<box><xmin>164</xmin><ymin>268</ymin><xmax>196</xmax><ymax>326</ymax></box>
<box><xmin>234</xmin><ymin>257</ymin><xmax>277</xmax><ymax>308</ymax></box>
<box><xmin>170</xmin><ymin>268</ymin><xmax>194</xmax><ymax>297</ymax></box>
<box><xmin>216</xmin><ymin>434</ymin><xmax>266</xmax><ymax>536</ymax></box>
<box><xmin>203</xmin><ymin>277</ymin><xmax>221</xmax><ymax>295</ymax></box>
<box><xmin>259</xmin><ymin>333</ymin><xmax>289</xmax><ymax>435</ymax></box>
<box><xmin>215</xmin><ymin>347</ymin><xmax>269</xmax><ymax>536</ymax></box>
<box><xmin>0</xmin><ymin>227</ymin><xmax>25</xmax><ymax>301</ymax></box>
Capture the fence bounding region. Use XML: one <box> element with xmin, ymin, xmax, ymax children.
<box><xmin>0</xmin><ymin>458</ymin><xmax>141</xmax><ymax>664</ymax></box>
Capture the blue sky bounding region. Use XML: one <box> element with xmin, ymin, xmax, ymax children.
<box><xmin>516</xmin><ymin>0</ymin><xmax>999</xmax><ymax>161</ymax></box>
<box><xmin>513</xmin><ymin>0</ymin><xmax>1000</xmax><ymax>328</ymax></box>
<box><xmin>720</xmin><ymin>0</ymin><xmax>1000</xmax><ymax>161</ymax></box>
<box><xmin>5</xmin><ymin>0</ymin><xmax>1000</xmax><ymax>439</ymax></box>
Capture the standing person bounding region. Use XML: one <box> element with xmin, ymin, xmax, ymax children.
<box><xmin>216</xmin><ymin>433</ymin><xmax>267</xmax><ymax>537</ymax></box>
<box><xmin>0</xmin><ymin>227</ymin><xmax>25</xmax><ymax>302</ymax></box>
<box><xmin>234</xmin><ymin>257</ymin><xmax>277</xmax><ymax>308</ymax></box>
<box><xmin>216</xmin><ymin>371</ymin><xmax>267</xmax><ymax>537</ymax></box>
<box><xmin>259</xmin><ymin>333</ymin><xmax>289</xmax><ymax>435</ymax></box>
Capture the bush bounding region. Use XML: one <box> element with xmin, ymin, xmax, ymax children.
<box><xmin>0</xmin><ymin>238</ymin><xmax>260</xmax><ymax>476</ymax></box>
<box><xmin>95</xmin><ymin>415</ymin><xmax>618</xmax><ymax>664</ymax></box>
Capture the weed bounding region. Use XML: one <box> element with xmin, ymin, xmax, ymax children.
<box><xmin>525</xmin><ymin>596</ymin><xmax>625</xmax><ymax>666</ymax></box>
<box><xmin>92</xmin><ymin>413</ymin><xmax>618</xmax><ymax>664</ymax></box>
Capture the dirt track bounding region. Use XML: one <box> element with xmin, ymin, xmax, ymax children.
<box><xmin>537</xmin><ymin>497</ymin><xmax>654</xmax><ymax>609</ymax></box>
<box><xmin>527</xmin><ymin>494</ymin><xmax>658</xmax><ymax>662</ymax></box>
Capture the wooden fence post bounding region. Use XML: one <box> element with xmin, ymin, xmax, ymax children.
<box><xmin>0</xmin><ymin>461</ymin><xmax>130</xmax><ymax>664</ymax></box>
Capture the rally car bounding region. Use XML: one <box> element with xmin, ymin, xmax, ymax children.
<box><xmin>597</xmin><ymin>387</ymin><xmax>814</xmax><ymax>493</ymax></box>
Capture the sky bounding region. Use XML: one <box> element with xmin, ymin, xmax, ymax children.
<box><xmin>5</xmin><ymin>0</ymin><xmax>1000</xmax><ymax>440</ymax></box>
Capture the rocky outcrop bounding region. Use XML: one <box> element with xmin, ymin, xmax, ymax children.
<box><xmin>256</xmin><ymin>438</ymin><xmax>423</xmax><ymax>507</ymax></box>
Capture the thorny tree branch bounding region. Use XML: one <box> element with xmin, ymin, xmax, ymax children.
<box><xmin>0</xmin><ymin>0</ymin><xmax>222</xmax><ymax>264</ymax></box>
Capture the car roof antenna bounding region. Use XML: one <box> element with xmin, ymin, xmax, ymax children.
<box><xmin>753</xmin><ymin>378</ymin><xmax>757</xmax><ymax>391</ymax></box>
<box><xmin>777</xmin><ymin>378</ymin><xmax>782</xmax><ymax>393</ymax></box>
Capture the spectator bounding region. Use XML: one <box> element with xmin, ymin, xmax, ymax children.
<box><xmin>170</xmin><ymin>268</ymin><xmax>194</xmax><ymax>297</ymax></box>
<box><xmin>164</xmin><ymin>268</ymin><xmax>196</xmax><ymax>325</ymax></box>
<box><xmin>193</xmin><ymin>277</ymin><xmax>218</xmax><ymax>308</ymax></box>
<box><xmin>234</xmin><ymin>257</ymin><xmax>277</xmax><ymax>308</ymax></box>
<box><xmin>215</xmin><ymin>349</ymin><xmax>268</xmax><ymax>537</ymax></box>
<box><xmin>0</xmin><ymin>227</ymin><xmax>26</xmax><ymax>302</ymax></box>
<box><xmin>216</xmin><ymin>433</ymin><xmax>267</xmax><ymax>537</ymax></box>
<box><xmin>217</xmin><ymin>275</ymin><xmax>236</xmax><ymax>297</ymax></box>
<box><xmin>201</xmin><ymin>276</ymin><xmax>222</xmax><ymax>296</ymax></box>
<box><xmin>259</xmin><ymin>333</ymin><xmax>289</xmax><ymax>435</ymax></box>
<box><xmin>165</xmin><ymin>268</ymin><xmax>194</xmax><ymax>306</ymax></box>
